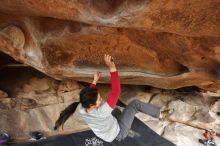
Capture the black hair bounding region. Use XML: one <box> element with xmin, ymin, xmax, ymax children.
<box><xmin>80</xmin><ymin>87</ymin><xmax>98</xmax><ymax>108</ymax></box>
<box><xmin>54</xmin><ymin>87</ymin><xmax>98</xmax><ymax>130</ymax></box>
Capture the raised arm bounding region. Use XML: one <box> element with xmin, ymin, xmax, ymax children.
<box><xmin>89</xmin><ymin>71</ymin><xmax>100</xmax><ymax>89</ymax></box>
<box><xmin>104</xmin><ymin>54</ymin><xmax>121</xmax><ymax>109</ymax></box>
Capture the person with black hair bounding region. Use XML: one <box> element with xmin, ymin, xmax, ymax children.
<box><xmin>54</xmin><ymin>54</ymin><xmax>161</xmax><ymax>142</ymax></box>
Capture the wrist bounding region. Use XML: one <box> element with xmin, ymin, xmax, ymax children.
<box><xmin>92</xmin><ymin>80</ymin><xmax>97</xmax><ymax>85</ymax></box>
<box><xmin>109</xmin><ymin>66</ymin><xmax>117</xmax><ymax>72</ymax></box>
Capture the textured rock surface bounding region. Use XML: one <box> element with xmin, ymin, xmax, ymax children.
<box><xmin>163</xmin><ymin>123</ymin><xmax>220</xmax><ymax>146</ymax></box>
<box><xmin>0</xmin><ymin>1</ymin><xmax>220</xmax><ymax>145</ymax></box>
<box><xmin>0</xmin><ymin>102</ymin><xmax>88</xmax><ymax>140</ymax></box>
<box><xmin>0</xmin><ymin>1</ymin><xmax>219</xmax><ymax>91</ymax></box>
<box><xmin>0</xmin><ymin>67</ymin><xmax>219</xmax><ymax>145</ymax></box>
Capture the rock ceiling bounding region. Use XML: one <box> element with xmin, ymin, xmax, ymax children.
<box><xmin>0</xmin><ymin>0</ymin><xmax>219</xmax><ymax>91</ymax></box>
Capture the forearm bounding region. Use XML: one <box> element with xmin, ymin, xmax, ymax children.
<box><xmin>109</xmin><ymin>65</ymin><xmax>117</xmax><ymax>72</ymax></box>
<box><xmin>90</xmin><ymin>79</ymin><xmax>97</xmax><ymax>88</ymax></box>
<box><xmin>106</xmin><ymin>71</ymin><xmax>121</xmax><ymax>108</ymax></box>
<box><xmin>92</xmin><ymin>80</ymin><xmax>97</xmax><ymax>85</ymax></box>
<box><xmin>90</xmin><ymin>71</ymin><xmax>100</xmax><ymax>88</ymax></box>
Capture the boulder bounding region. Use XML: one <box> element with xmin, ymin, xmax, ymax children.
<box><xmin>0</xmin><ymin>1</ymin><xmax>219</xmax><ymax>91</ymax></box>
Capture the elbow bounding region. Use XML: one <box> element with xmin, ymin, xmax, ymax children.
<box><xmin>117</xmin><ymin>84</ymin><xmax>121</xmax><ymax>93</ymax></box>
<box><xmin>116</xmin><ymin>90</ymin><xmax>121</xmax><ymax>98</ymax></box>
<box><xmin>110</xmin><ymin>90</ymin><xmax>120</xmax><ymax>99</ymax></box>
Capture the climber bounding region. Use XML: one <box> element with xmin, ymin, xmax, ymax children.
<box><xmin>199</xmin><ymin>129</ymin><xmax>217</xmax><ymax>146</ymax></box>
<box><xmin>54</xmin><ymin>54</ymin><xmax>163</xmax><ymax>143</ymax></box>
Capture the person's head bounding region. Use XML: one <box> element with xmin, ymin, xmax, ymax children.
<box><xmin>54</xmin><ymin>86</ymin><xmax>102</xmax><ymax>130</ymax></box>
<box><xmin>80</xmin><ymin>87</ymin><xmax>102</xmax><ymax>109</ymax></box>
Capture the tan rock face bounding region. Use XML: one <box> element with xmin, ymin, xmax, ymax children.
<box><xmin>0</xmin><ymin>90</ymin><xmax>8</xmax><ymax>98</ymax></box>
<box><xmin>163</xmin><ymin>123</ymin><xmax>220</xmax><ymax>146</ymax></box>
<box><xmin>0</xmin><ymin>67</ymin><xmax>219</xmax><ymax>145</ymax></box>
<box><xmin>0</xmin><ymin>1</ymin><xmax>219</xmax><ymax>91</ymax></box>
